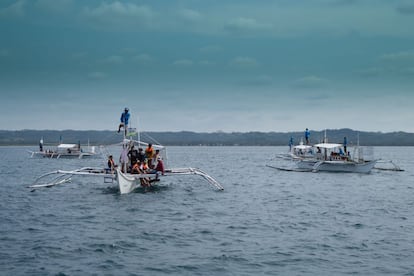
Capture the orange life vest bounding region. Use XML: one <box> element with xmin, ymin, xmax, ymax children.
<box><xmin>145</xmin><ymin>147</ymin><xmax>154</xmax><ymax>158</ymax></box>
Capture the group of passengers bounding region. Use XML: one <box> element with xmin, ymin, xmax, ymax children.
<box><xmin>107</xmin><ymin>142</ymin><xmax>165</xmax><ymax>186</ymax></box>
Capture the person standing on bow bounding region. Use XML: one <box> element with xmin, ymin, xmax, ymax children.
<box><xmin>289</xmin><ymin>136</ymin><xmax>294</xmax><ymax>151</ymax></box>
<box><xmin>119</xmin><ymin>143</ymin><xmax>129</xmax><ymax>173</ymax></box>
<box><xmin>305</xmin><ymin>128</ymin><xmax>310</xmax><ymax>145</ymax></box>
<box><xmin>343</xmin><ymin>136</ymin><xmax>348</xmax><ymax>155</ymax></box>
<box><xmin>117</xmin><ymin>108</ymin><xmax>130</xmax><ymax>136</ymax></box>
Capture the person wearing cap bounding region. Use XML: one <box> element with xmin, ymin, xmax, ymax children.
<box><xmin>117</xmin><ymin>108</ymin><xmax>130</xmax><ymax>136</ymax></box>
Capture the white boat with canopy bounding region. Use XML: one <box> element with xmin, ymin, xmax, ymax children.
<box><xmin>267</xmin><ymin>132</ymin><xmax>398</xmax><ymax>174</ymax></box>
<box><xmin>276</xmin><ymin>139</ymin><xmax>314</xmax><ymax>160</ymax></box>
<box><xmin>295</xmin><ymin>142</ymin><xmax>377</xmax><ymax>173</ymax></box>
<box><xmin>29</xmin><ymin>138</ymin><xmax>97</xmax><ymax>159</ymax></box>
<box><xmin>30</xmin><ymin>115</ymin><xmax>223</xmax><ymax>194</ymax></box>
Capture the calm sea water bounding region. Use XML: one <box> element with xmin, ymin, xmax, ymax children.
<box><xmin>1</xmin><ymin>146</ymin><xmax>414</xmax><ymax>275</ymax></box>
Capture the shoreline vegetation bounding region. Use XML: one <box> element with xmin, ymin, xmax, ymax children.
<box><xmin>1</xmin><ymin>129</ymin><xmax>413</xmax><ymax>146</ymax></box>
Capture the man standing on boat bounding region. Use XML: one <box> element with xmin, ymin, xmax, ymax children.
<box><xmin>343</xmin><ymin>136</ymin><xmax>347</xmax><ymax>155</ymax></box>
<box><xmin>289</xmin><ymin>136</ymin><xmax>294</xmax><ymax>151</ymax></box>
<box><xmin>117</xmin><ymin>108</ymin><xmax>130</xmax><ymax>136</ymax></box>
<box><xmin>305</xmin><ymin>128</ymin><xmax>310</xmax><ymax>145</ymax></box>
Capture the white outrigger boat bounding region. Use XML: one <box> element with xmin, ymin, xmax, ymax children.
<box><xmin>268</xmin><ymin>132</ymin><xmax>385</xmax><ymax>174</ymax></box>
<box><xmin>295</xmin><ymin>142</ymin><xmax>377</xmax><ymax>173</ymax></box>
<box><xmin>29</xmin><ymin>138</ymin><xmax>97</xmax><ymax>159</ymax></box>
<box><xmin>30</xmin><ymin>138</ymin><xmax>223</xmax><ymax>194</ymax></box>
<box><xmin>276</xmin><ymin>139</ymin><xmax>314</xmax><ymax>161</ymax></box>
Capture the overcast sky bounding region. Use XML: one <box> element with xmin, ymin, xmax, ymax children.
<box><xmin>1</xmin><ymin>0</ymin><xmax>414</xmax><ymax>132</ymax></box>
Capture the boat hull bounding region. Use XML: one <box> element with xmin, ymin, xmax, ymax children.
<box><xmin>116</xmin><ymin>169</ymin><xmax>140</xmax><ymax>194</ymax></box>
<box><xmin>297</xmin><ymin>159</ymin><xmax>377</xmax><ymax>173</ymax></box>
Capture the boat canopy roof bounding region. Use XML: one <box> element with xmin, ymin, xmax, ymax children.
<box><xmin>122</xmin><ymin>138</ymin><xmax>164</xmax><ymax>150</ymax></box>
<box><xmin>314</xmin><ymin>143</ymin><xmax>343</xmax><ymax>149</ymax></box>
<box><xmin>294</xmin><ymin>144</ymin><xmax>312</xmax><ymax>150</ymax></box>
<box><xmin>57</xmin><ymin>144</ymin><xmax>79</xmax><ymax>149</ymax></box>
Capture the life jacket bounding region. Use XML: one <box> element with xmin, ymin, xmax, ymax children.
<box><xmin>108</xmin><ymin>159</ymin><xmax>115</xmax><ymax>169</ymax></box>
<box><xmin>131</xmin><ymin>163</ymin><xmax>140</xmax><ymax>173</ymax></box>
<box><xmin>145</xmin><ymin>147</ymin><xmax>154</xmax><ymax>159</ymax></box>
<box><xmin>142</xmin><ymin>163</ymin><xmax>149</xmax><ymax>171</ymax></box>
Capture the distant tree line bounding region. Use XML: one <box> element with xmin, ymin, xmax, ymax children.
<box><xmin>0</xmin><ymin>129</ymin><xmax>413</xmax><ymax>146</ymax></box>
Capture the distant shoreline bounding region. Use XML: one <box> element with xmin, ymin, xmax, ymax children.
<box><xmin>1</xmin><ymin>129</ymin><xmax>413</xmax><ymax>146</ymax></box>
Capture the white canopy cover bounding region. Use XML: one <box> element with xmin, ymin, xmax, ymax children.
<box><xmin>314</xmin><ymin>143</ymin><xmax>343</xmax><ymax>149</ymax></box>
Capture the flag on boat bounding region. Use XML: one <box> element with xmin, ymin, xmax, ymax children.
<box><xmin>127</xmin><ymin>128</ymin><xmax>137</xmax><ymax>137</ymax></box>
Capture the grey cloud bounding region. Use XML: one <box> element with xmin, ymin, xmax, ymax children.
<box><xmin>133</xmin><ymin>54</ymin><xmax>153</xmax><ymax>64</ymax></box>
<box><xmin>0</xmin><ymin>49</ymin><xmax>10</xmax><ymax>57</ymax></box>
<box><xmin>199</xmin><ymin>60</ymin><xmax>215</xmax><ymax>66</ymax></box>
<box><xmin>173</xmin><ymin>59</ymin><xmax>194</xmax><ymax>67</ymax></box>
<box><xmin>88</xmin><ymin>71</ymin><xmax>108</xmax><ymax>79</ymax></box>
<box><xmin>101</xmin><ymin>55</ymin><xmax>124</xmax><ymax>65</ymax></box>
<box><xmin>239</xmin><ymin>75</ymin><xmax>273</xmax><ymax>86</ymax></box>
<box><xmin>396</xmin><ymin>3</ymin><xmax>414</xmax><ymax>15</ymax></box>
<box><xmin>229</xmin><ymin>57</ymin><xmax>259</xmax><ymax>68</ymax></box>
<box><xmin>177</xmin><ymin>8</ymin><xmax>202</xmax><ymax>22</ymax></box>
<box><xmin>35</xmin><ymin>0</ymin><xmax>73</xmax><ymax>14</ymax></box>
<box><xmin>224</xmin><ymin>17</ymin><xmax>271</xmax><ymax>34</ymax></box>
<box><xmin>199</xmin><ymin>45</ymin><xmax>222</xmax><ymax>54</ymax></box>
<box><xmin>380</xmin><ymin>51</ymin><xmax>414</xmax><ymax>62</ymax></box>
<box><xmin>81</xmin><ymin>2</ymin><xmax>154</xmax><ymax>29</ymax></box>
<box><xmin>0</xmin><ymin>0</ymin><xmax>26</xmax><ymax>18</ymax></box>
<box><xmin>357</xmin><ymin>67</ymin><xmax>385</xmax><ymax>77</ymax></box>
<box><xmin>292</xmin><ymin>76</ymin><xmax>329</xmax><ymax>89</ymax></box>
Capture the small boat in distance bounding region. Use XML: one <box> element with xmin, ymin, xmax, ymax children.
<box><xmin>268</xmin><ymin>132</ymin><xmax>380</xmax><ymax>174</ymax></box>
<box><xmin>29</xmin><ymin>138</ymin><xmax>97</xmax><ymax>159</ymax></box>
<box><xmin>276</xmin><ymin>138</ymin><xmax>314</xmax><ymax>160</ymax></box>
<box><xmin>295</xmin><ymin>142</ymin><xmax>377</xmax><ymax>173</ymax></box>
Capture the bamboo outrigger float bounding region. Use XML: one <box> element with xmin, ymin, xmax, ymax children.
<box><xmin>30</xmin><ymin>165</ymin><xmax>224</xmax><ymax>194</ymax></box>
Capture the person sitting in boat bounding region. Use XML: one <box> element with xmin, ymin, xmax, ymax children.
<box><xmin>131</xmin><ymin>160</ymin><xmax>141</xmax><ymax>174</ymax></box>
<box><xmin>154</xmin><ymin>156</ymin><xmax>165</xmax><ymax>176</ymax></box>
<box><xmin>141</xmin><ymin>159</ymin><xmax>149</xmax><ymax>172</ymax></box>
<box><xmin>149</xmin><ymin>149</ymin><xmax>165</xmax><ymax>176</ymax></box>
<box><xmin>137</xmin><ymin>148</ymin><xmax>145</xmax><ymax>163</ymax></box>
<box><xmin>151</xmin><ymin>149</ymin><xmax>160</xmax><ymax>169</ymax></box>
<box><xmin>107</xmin><ymin>155</ymin><xmax>117</xmax><ymax>172</ymax></box>
<box><xmin>145</xmin><ymin>144</ymin><xmax>154</xmax><ymax>167</ymax></box>
<box><xmin>128</xmin><ymin>145</ymin><xmax>139</xmax><ymax>169</ymax></box>
<box><xmin>131</xmin><ymin>161</ymin><xmax>150</xmax><ymax>187</ymax></box>
<box><xmin>117</xmin><ymin>107</ymin><xmax>130</xmax><ymax>136</ymax></box>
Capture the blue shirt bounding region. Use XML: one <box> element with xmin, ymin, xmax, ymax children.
<box><xmin>121</xmin><ymin>112</ymin><xmax>130</xmax><ymax>125</ymax></box>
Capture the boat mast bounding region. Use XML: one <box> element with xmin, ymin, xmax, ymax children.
<box><xmin>137</xmin><ymin>115</ymin><xmax>140</xmax><ymax>144</ymax></box>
